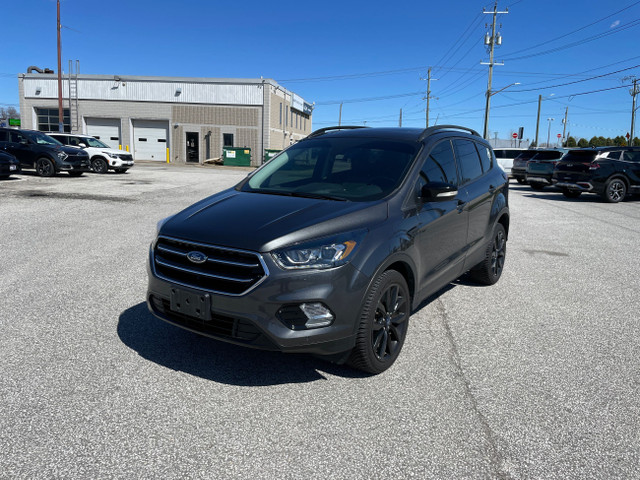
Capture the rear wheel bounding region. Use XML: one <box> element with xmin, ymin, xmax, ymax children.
<box><xmin>347</xmin><ymin>270</ymin><xmax>410</xmax><ymax>374</ymax></box>
<box><xmin>562</xmin><ymin>189</ymin><xmax>582</xmax><ymax>199</ymax></box>
<box><xmin>516</xmin><ymin>177</ymin><xmax>527</xmax><ymax>185</ymax></box>
<box><xmin>529</xmin><ymin>182</ymin><xmax>545</xmax><ymax>191</ymax></box>
<box><xmin>36</xmin><ymin>158</ymin><xmax>55</xmax><ymax>177</ymax></box>
<box><xmin>91</xmin><ymin>157</ymin><xmax>109</xmax><ymax>174</ymax></box>
<box><xmin>602</xmin><ymin>178</ymin><xmax>626</xmax><ymax>203</ymax></box>
<box><xmin>469</xmin><ymin>223</ymin><xmax>506</xmax><ymax>285</ymax></box>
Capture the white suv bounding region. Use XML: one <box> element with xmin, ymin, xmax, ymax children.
<box><xmin>48</xmin><ymin>133</ymin><xmax>134</xmax><ymax>173</ymax></box>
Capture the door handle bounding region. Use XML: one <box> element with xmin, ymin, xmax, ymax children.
<box><xmin>489</xmin><ymin>184</ymin><xmax>496</xmax><ymax>193</ymax></box>
<box><xmin>456</xmin><ymin>200</ymin><xmax>466</xmax><ymax>212</ymax></box>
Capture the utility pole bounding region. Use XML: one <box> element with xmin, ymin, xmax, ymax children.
<box><xmin>546</xmin><ymin>118</ymin><xmax>554</xmax><ymax>148</ymax></box>
<box><xmin>534</xmin><ymin>94</ymin><xmax>542</xmax><ymax>147</ymax></box>
<box><xmin>57</xmin><ymin>0</ymin><xmax>64</xmax><ymax>132</ymax></box>
<box><xmin>338</xmin><ymin>102</ymin><xmax>343</xmax><ymax>126</ymax></box>
<box><xmin>561</xmin><ymin>106</ymin><xmax>569</xmax><ymax>146</ymax></box>
<box><xmin>482</xmin><ymin>2</ymin><xmax>507</xmax><ymax>139</ymax></box>
<box><xmin>399</xmin><ymin>108</ymin><xmax>403</xmax><ymax>127</ymax></box>
<box><xmin>630</xmin><ymin>78</ymin><xmax>639</xmax><ymax>146</ymax></box>
<box><xmin>422</xmin><ymin>67</ymin><xmax>438</xmax><ymax>127</ymax></box>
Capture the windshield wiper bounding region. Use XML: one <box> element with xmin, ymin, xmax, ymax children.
<box><xmin>288</xmin><ymin>191</ymin><xmax>349</xmax><ymax>201</ymax></box>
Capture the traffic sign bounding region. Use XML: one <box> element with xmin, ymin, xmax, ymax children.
<box><xmin>557</xmin><ymin>134</ymin><xmax>562</xmax><ymax>138</ymax></box>
<box><xmin>512</xmin><ymin>132</ymin><xmax>518</xmax><ymax>139</ymax></box>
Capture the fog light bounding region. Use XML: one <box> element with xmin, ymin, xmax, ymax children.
<box><xmin>299</xmin><ymin>303</ymin><xmax>334</xmax><ymax>328</ymax></box>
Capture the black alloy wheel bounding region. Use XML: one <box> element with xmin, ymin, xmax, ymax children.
<box><xmin>91</xmin><ymin>157</ymin><xmax>109</xmax><ymax>174</ymax></box>
<box><xmin>470</xmin><ymin>223</ymin><xmax>507</xmax><ymax>285</ymax></box>
<box><xmin>602</xmin><ymin>178</ymin><xmax>626</xmax><ymax>203</ymax></box>
<box><xmin>348</xmin><ymin>270</ymin><xmax>410</xmax><ymax>374</ymax></box>
<box><xmin>36</xmin><ymin>158</ymin><xmax>55</xmax><ymax>177</ymax></box>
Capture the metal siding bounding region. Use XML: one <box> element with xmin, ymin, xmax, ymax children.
<box><xmin>24</xmin><ymin>78</ymin><xmax>262</xmax><ymax>105</ymax></box>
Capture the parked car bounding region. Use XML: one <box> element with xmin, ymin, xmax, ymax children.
<box><xmin>524</xmin><ymin>148</ymin><xmax>570</xmax><ymax>190</ymax></box>
<box><xmin>552</xmin><ymin>147</ymin><xmax>640</xmax><ymax>202</ymax></box>
<box><xmin>147</xmin><ymin>125</ymin><xmax>510</xmax><ymax>374</ymax></box>
<box><xmin>511</xmin><ymin>149</ymin><xmax>540</xmax><ymax>184</ymax></box>
<box><xmin>493</xmin><ymin>147</ymin><xmax>526</xmax><ymax>176</ymax></box>
<box><xmin>0</xmin><ymin>150</ymin><xmax>20</xmax><ymax>179</ymax></box>
<box><xmin>0</xmin><ymin>128</ymin><xmax>90</xmax><ymax>177</ymax></box>
<box><xmin>48</xmin><ymin>133</ymin><xmax>134</xmax><ymax>173</ymax></box>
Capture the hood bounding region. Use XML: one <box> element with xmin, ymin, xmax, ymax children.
<box><xmin>159</xmin><ymin>189</ymin><xmax>388</xmax><ymax>252</ymax></box>
<box><xmin>60</xmin><ymin>145</ymin><xmax>88</xmax><ymax>156</ymax></box>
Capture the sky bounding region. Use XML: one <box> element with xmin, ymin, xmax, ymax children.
<box><xmin>2</xmin><ymin>0</ymin><xmax>640</xmax><ymax>144</ymax></box>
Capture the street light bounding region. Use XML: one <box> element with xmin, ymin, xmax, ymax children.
<box><xmin>483</xmin><ymin>82</ymin><xmax>520</xmax><ymax>140</ymax></box>
<box><xmin>546</xmin><ymin>118</ymin><xmax>555</xmax><ymax>148</ymax></box>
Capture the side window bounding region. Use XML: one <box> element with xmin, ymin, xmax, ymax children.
<box><xmin>421</xmin><ymin>140</ymin><xmax>458</xmax><ymax>186</ymax></box>
<box><xmin>0</xmin><ymin>130</ymin><xmax>8</xmax><ymax>142</ymax></box>
<box><xmin>453</xmin><ymin>139</ymin><xmax>484</xmax><ymax>184</ymax></box>
<box><xmin>476</xmin><ymin>144</ymin><xmax>493</xmax><ymax>172</ymax></box>
<box><xmin>605</xmin><ymin>151</ymin><xmax>621</xmax><ymax>160</ymax></box>
<box><xmin>10</xmin><ymin>131</ymin><xmax>26</xmax><ymax>143</ymax></box>
<box><xmin>623</xmin><ymin>151</ymin><xmax>640</xmax><ymax>162</ymax></box>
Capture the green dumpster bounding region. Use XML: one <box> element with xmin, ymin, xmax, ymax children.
<box><xmin>263</xmin><ymin>149</ymin><xmax>281</xmax><ymax>163</ymax></box>
<box><xmin>223</xmin><ymin>147</ymin><xmax>251</xmax><ymax>166</ymax></box>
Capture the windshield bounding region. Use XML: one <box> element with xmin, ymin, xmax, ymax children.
<box><xmin>240</xmin><ymin>137</ymin><xmax>419</xmax><ymax>201</ymax></box>
<box><xmin>26</xmin><ymin>131</ymin><xmax>62</xmax><ymax>146</ymax></box>
<box><xmin>83</xmin><ymin>137</ymin><xmax>110</xmax><ymax>148</ymax></box>
<box><xmin>514</xmin><ymin>150</ymin><xmax>539</xmax><ymax>161</ymax></box>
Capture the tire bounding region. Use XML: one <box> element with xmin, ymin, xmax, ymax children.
<box><xmin>601</xmin><ymin>178</ymin><xmax>626</xmax><ymax>203</ymax></box>
<box><xmin>529</xmin><ymin>182</ymin><xmax>545</xmax><ymax>191</ymax></box>
<box><xmin>91</xmin><ymin>157</ymin><xmax>109</xmax><ymax>174</ymax></box>
<box><xmin>347</xmin><ymin>270</ymin><xmax>410</xmax><ymax>374</ymax></box>
<box><xmin>36</xmin><ymin>157</ymin><xmax>55</xmax><ymax>177</ymax></box>
<box><xmin>469</xmin><ymin>223</ymin><xmax>507</xmax><ymax>286</ymax></box>
<box><xmin>516</xmin><ymin>177</ymin><xmax>527</xmax><ymax>185</ymax></box>
<box><xmin>562</xmin><ymin>189</ymin><xmax>582</xmax><ymax>199</ymax></box>
<box><xmin>68</xmin><ymin>171</ymin><xmax>83</xmax><ymax>177</ymax></box>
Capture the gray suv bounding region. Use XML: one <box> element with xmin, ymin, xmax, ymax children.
<box><xmin>147</xmin><ymin>125</ymin><xmax>510</xmax><ymax>373</ymax></box>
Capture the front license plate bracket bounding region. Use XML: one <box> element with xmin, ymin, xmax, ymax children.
<box><xmin>170</xmin><ymin>287</ymin><xmax>211</xmax><ymax>321</ymax></box>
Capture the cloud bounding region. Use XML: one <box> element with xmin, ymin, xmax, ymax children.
<box><xmin>610</xmin><ymin>20</ymin><xmax>621</xmax><ymax>28</ymax></box>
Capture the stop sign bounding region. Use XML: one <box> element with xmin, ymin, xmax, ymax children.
<box><xmin>512</xmin><ymin>132</ymin><xmax>518</xmax><ymax>139</ymax></box>
<box><xmin>557</xmin><ymin>134</ymin><xmax>562</xmax><ymax>138</ymax></box>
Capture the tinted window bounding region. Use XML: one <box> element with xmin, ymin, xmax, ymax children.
<box><xmin>453</xmin><ymin>139</ymin><xmax>483</xmax><ymax>184</ymax></box>
<box><xmin>0</xmin><ymin>130</ymin><xmax>8</xmax><ymax>142</ymax></box>
<box><xmin>494</xmin><ymin>149</ymin><xmax>522</xmax><ymax>159</ymax></box>
<box><xmin>561</xmin><ymin>151</ymin><xmax>597</xmax><ymax>162</ymax></box>
<box><xmin>622</xmin><ymin>151</ymin><xmax>640</xmax><ymax>162</ymax></box>
<box><xmin>10</xmin><ymin>131</ymin><xmax>27</xmax><ymax>143</ymax></box>
<box><xmin>421</xmin><ymin>140</ymin><xmax>458</xmax><ymax>186</ymax></box>
<box><xmin>604</xmin><ymin>151</ymin><xmax>621</xmax><ymax>160</ymax></box>
<box><xmin>476</xmin><ymin>144</ymin><xmax>493</xmax><ymax>172</ymax></box>
<box><xmin>532</xmin><ymin>151</ymin><xmax>564</xmax><ymax>160</ymax></box>
<box><xmin>515</xmin><ymin>150</ymin><xmax>539</xmax><ymax>161</ymax></box>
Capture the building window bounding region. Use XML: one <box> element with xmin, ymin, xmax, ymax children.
<box><xmin>279</xmin><ymin>103</ymin><xmax>282</xmax><ymax>125</ymax></box>
<box><xmin>296</xmin><ymin>113</ymin><xmax>299</xmax><ymax>129</ymax></box>
<box><xmin>36</xmin><ymin>107</ymin><xmax>70</xmax><ymax>132</ymax></box>
<box><xmin>285</xmin><ymin>106</ymin><xmax>288</xmax><ymax>127</ymax></box>
<box><xmin>223</xmin><ymin>133</ymin><xmax>234</xmax><ymax>147</ymax></box>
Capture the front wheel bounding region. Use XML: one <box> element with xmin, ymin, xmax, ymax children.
<box><xmin>36</xmin><ymin>158</ymin><xmax>55</xmax><ymax>177</ymax></box>
<box><xmin>602</xmin><ymin>178</ymin><xmax>626</xmax><ymax>203</ymax></box>
<box><xmin>347</xmin><ymin>270</ymin><xmax>410</xmax><ymax>374</ymax></box>
<box><xmin>469</xmin><ymin>223</ymin><xmax>507</xmax><ymax>285</ymax></box>
<box><xmin>91</xmin><ymin>157</ymin><xmax>109</xmax><ymax>174</ymax></box>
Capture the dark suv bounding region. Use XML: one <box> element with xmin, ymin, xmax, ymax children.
<box><xmin>147</xmin><ymin>125</ymin><xmax>510</xmax><ymax>374</ymax></box>
<box><xmin>0</xmin><ymin>128</ymin><xmax>90</xmax><ymax>177</ymax></box>
<box><xmin>552</xmin><ymin>147</ymin><xmax>640</xmax><ymax>202</ymax></box>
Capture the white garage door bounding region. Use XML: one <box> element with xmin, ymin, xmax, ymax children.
<box><xmin>86</xmin><ymin>118</ymin><xmax>121</xmax><ymax>150</ymax></box>
<box><xmin>133</xmin><ymin>120</ymin><xmax>169</xmax><ymax>161</ymax></box>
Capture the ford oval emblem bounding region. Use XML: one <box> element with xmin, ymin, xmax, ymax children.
<box><xmin>186</xmin><ymin>251</ymin><xmax>208</xmax><ymax>264</ymax></box>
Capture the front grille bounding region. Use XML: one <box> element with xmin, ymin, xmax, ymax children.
<box><xmin>119</xmin><ymin>154</ymin><xmax>133</xmax><ymax>160</ymax></box>
<box><xmin>153</xmin><ymin>236</ymin><xmax>267</xmax><ymax>295</ymax></box>
<box><xmin>150</xmin><ymin>296</ymin><xmax>262</xmax><ymax>342</ymax></box>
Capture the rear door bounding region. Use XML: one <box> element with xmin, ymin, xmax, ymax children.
<box><xmin>453</xmin><ymin>139</ymin><xmax>494</xmax><ymax>253</ymax></box>
<box><xmin>6</xmin><ymin>130</ymin><xmax>36</xmax><ymax>168</ymax></box>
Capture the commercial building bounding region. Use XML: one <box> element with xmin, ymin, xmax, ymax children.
<box><xmin>18</xmin><ymin>70</ymin><xmax>313</xmax><ymax>166</ymax></box>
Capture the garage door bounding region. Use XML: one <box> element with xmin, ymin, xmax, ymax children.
<box><xmin>86</xmin><ymin>118</ymin><xmax>121</xmax><ymax>150</ymax></box>
<box><xmin>133</xmin><ymin>120</ymin><xmax>169</xmax><ymax>161</ymax></box>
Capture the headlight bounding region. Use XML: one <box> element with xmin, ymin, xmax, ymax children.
<box><xmin>272</xmin><ymin>230</ymin><xmax>366</xmax><ymax>270</ymax></box>
<box><xmin>106</xmin><ymin>152</ymin><xmax>120</xmax><ymax>159</ymax></box>
<box><xmin>56</xmin><ymin>151</ymin><xmax>68</xmax><ymax>161</ymax></box>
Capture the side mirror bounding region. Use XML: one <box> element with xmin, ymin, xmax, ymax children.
<box><xmin>78</xmin><ymin>142</ymin><xmax>88</xmax><ymax>148</ymax></box>
<box><xmin>20</xmin><ymin>139</ymin><xmax>29</xmax><ymax>145</ymax></box>
<box><xmin>421</xmin><ymin>181</ymin><xmax>458</xmax><ymax>201</ymax></box>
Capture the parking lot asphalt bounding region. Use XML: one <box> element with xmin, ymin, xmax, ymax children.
<box><xmin>1</xmin><ymin>165</ymin><xmax>638</xmax><ymax>479</ymax></box>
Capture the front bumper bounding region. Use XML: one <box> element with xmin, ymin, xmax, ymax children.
<box><xmin>0</xmin><ymin>163</ymin><xmax>21</xmax><ymax>175</ymax></box>
<box><xmin>146</xmin><ymin>246</ymin><xmax>369</xmax><ymax>355</ymax></box>
<box><xmin>59</xmin><ymin>157</ymin><xmax>91</xmax><ymax>172</ymax></box>
<box><xmin>109</xmin><ymin>159</ymin><xmax>134</xmax><ymax>169</ymax></box>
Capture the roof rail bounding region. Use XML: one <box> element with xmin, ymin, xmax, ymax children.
<box><xmin>306</xmin><ymin>125</ymin><xmax>369</xmax><ymax>139</ymax></box>
<box><xmin>418</xmin><ymin>125</ymin><xmax>481</xmax><ymax>142</ymax></box>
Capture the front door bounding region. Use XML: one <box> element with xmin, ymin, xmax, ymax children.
<box><xmin>186</xmin><ymin>132</ymin><xmax>199</xmax><ymax>163</ymax></box>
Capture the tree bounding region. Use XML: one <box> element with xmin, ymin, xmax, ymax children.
<box><xmin>613</xmin><ymin>136</ymin><xmax>627</xmax><ymax>146</ymax></box>
<box><xmin>566</xmin><ymin>136</ymin><xmax>577</xmax><ymax>147</ymax></box>
<box><xmin>577</xmin><ymin>138</ymin><xmax>589</xmax><ymax>148</ymax></box>
<box><xmin>0</xmin><ymin>106</ymin><xmax>19</xmax><ymax>119</ymax></box>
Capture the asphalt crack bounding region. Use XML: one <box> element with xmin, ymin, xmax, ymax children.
<box><xmin>435</xmin><ymin>298</ymin><xmax>512</xmax><ymax>480</ymax></box>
